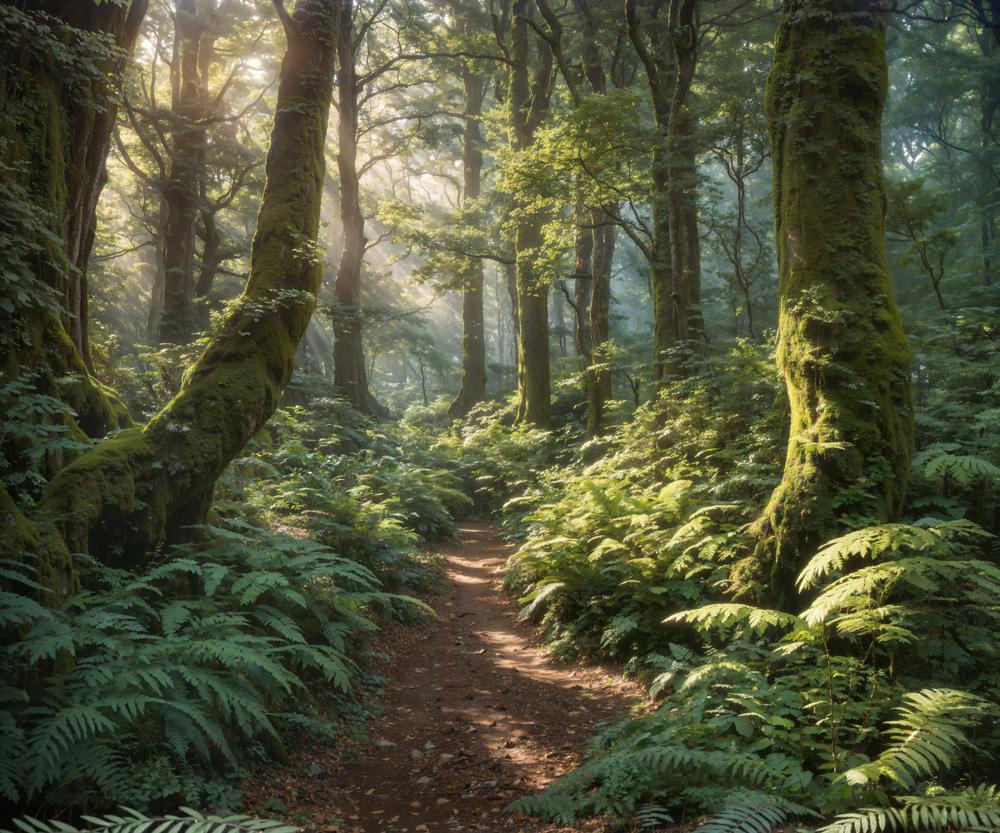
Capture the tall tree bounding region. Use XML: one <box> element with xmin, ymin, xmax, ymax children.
<box><xmin>11</xmin><ymin>0</ymin><xmax>339</xmax><ymax>593</ymax></box>
<box><xmin>506</xmin><ymin>0</ymin><xmax>555</xmax><ymax>427</ymax></box>
<box><xmin>746</xmin><ymin>0</ymin><xmax>914</xmax><ymax>608</ymax></box>
<box><xmin>448</xmin><ymin>58</ymin><xmax>489</xmax><ymax>418</ymax></box>
<box><xmin>0</xmin><ymin>0</ymin><xmax>146</xmax><ymax>450</ymax></box>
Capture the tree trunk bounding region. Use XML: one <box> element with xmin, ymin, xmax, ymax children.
<box><xmin>977</xmin><ymin>16</ymin><xmax>999</xmax><ymax>287</ymax></box>
<box><xmin>28</xmin><ymin>0</ymin><xmax>338</xmax><ymax>591</ymax></box>
<box><xmin>158</xmin><ymin>0</ymin><xmax>208</xmax><ymax>345</ymax></box>
<box><xmin>664</xmin><ymin>0</ymin><xmax>702</xmax><ymax>364</ymax></box>
<box><xmin>625</xmin><ymin>0</ymin><xmax>675</xmax><ymax>382</ymax></box>
<box><xmin>573</xmin><ymin>205</ymin><xmax>594</xmax><ymax>359</ymax></box>
<box><xmin>509</xmin><ymin>0</ymin><xmax>553</xmax><ymax>427</ymax></box>
<box><xmin>745</xmin><ymin>0</ymin><xmax>914</xmax><ymax>609</ymax></box>
<box><xmin>448</xmin><ymin>67</ymin><xmax>488</xmax><ymax>419</ymax></box>
<box><xmin>0</xmin><ymin>0</ymin><xmax>144</xmax><ymax>456</ymax></box>
<box><xmin>505</xmin><ymin>258</ymin><xmax>519</xmax><ymax>377</ymax></box>
<box><xmin>331</xmin><ymin>0</ymin><xmax>380</xmax><ymax>414</ymax></box>
<box><xmin>588</xmin><ymin>207</ymin><xmax>615</xmax><ymax>435</ymax></box>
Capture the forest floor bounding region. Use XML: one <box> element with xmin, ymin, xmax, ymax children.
<box><xmin>245</xmin><ymin>524</ymin><xmax>647</xmax><ymax>833</ymax></box>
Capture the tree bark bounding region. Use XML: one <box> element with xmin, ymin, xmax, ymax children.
<box><xmin>665</xmin><ymin>0</ymin><xmax>702</xmax><ymax>352</ymax></box>
<box><xmin>745</xmin><ymin>0</ymin><xmax>914</xmax><ymax>609</ymax></box>
<box><xmin>625</xmin><ymin>0</ymin><xmax>674</xmax><ymax>381</ymax></box>
<box><xmin>0</xmin><ymin>1</ymin><xmax>144</xmax><ymax>458</ymax></box>
<box><xmin>588</xmin><ymin>207</ymin><xmax>615</xmax><ymax>435</ymax></box>
<box><xmin>509</xmin><ymin>0</ymin><xmax>553</xmax><ymax>427</ymax></box>
<box><xmin>448</xmin><ymin>67</ymin><xmax>488</xmax><ymax>419</ymax></box>
<box><xmin>158</xmin><ymin>0</ymin><xmax>208</xmax><ymax>345</ymax></box>
<box><xmin>572</xmin><ymin>204</ymin><xmax>594</xmax><ymax>359</ymax></box>
<box><xmin>27</xmin><ymin>0</ymin><xmax>338</xmax><ymax>591</ymax></box>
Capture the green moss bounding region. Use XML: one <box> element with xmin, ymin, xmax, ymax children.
<box><xmin>746</xmin><ymin>0</ymin><xmax>914</xmax><ymax>608</ymax></box>
<box><xmin>30</xmin><ymin>5</ymin><xmax>338</xmax><ymax>582</ymax></box>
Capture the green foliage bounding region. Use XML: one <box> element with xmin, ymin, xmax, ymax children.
<box><xmin>487</xmin><ymin>342</ymin><xmax>781</xmax><ymax>658</ymax></box>
<box><xmin>2</xmin><ymin>808</ymin><xmax>296</xmax><ymax>833</ymax></box>
<box><xmin>0</xmin><ymin>521</ymin><xmax>419</xmax><ymax>811</ymax></box>
<box><xmin>0</xmin><ymin>371</ymin><xmax>91</xmax><ymax>506</ymax></box>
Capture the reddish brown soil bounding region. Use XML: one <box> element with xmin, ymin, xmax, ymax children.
<box><xmin>246</xmin><ymin>523</ymin><xmax>644</xmax><ymax>833</ymax></box>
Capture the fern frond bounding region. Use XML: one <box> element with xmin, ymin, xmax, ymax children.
<box><xmin>666</xmin><ymin>604</ymin><xmax>803</xmax><ymax>637</ymax></box>
<box><xmin>840</xmin><ymin>688</ymin><xmax>986</xmax><ymax>788</ymax></box>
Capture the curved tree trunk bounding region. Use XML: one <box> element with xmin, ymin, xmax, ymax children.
<box><xmin>28</xmin><ymin>0</ymin><xmax>338</xmax><ymax>593</ymax></box>
<box><xmin>746</xmin><ymin>0</ymin><xmax>914</xmax><ymax>609</ymax></box>
<box><xmin>448</xmin><ymin>67</ymin><xmax>488</xmax><ymax>419</ymax></box>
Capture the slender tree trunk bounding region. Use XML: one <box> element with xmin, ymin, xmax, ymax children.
<box><xmin>331</xmin><ymin>0</ymin><xmax>380</xmax><ymax>414</ymax></box>
<box><xmin>665</xmin><ymin>0</ymin><xmax>702</xmax><ymax>359</ymax></box>
<box><xmin>28</xmin><ymin>0</ymin><xmax>339</xmax><ymax>590</ymax></box>
<box><xmin>0</xmin><ymin>0</ymin><xmax>145</xmax><ymax>446</ymax></box>
<box><xmin>745</xmin><ymin>0</ymin><xmax>914</xmax><ymax>609</ymax></box>
<box><xmin>505</xmin><ymin>258</ymin><xmax>519</xmax><ymax>376</ymax></box>
<box><xmin>573</xmin><ymin>204</ymin><xmax>594</xmax><ymax>359</ymax></box>
<box><xmin>978</xmin><ymin>22</ymin><xmax>998</xmax><ymax>287</ymax></box>
<box><xmin>625</xmin><ymin>0</ymin><xmax>675</xmax><ymax>381</ymax></box>
<box><xmin>509</xmin><ymin>0</ymin><xmax>553</xmax><ymax>427</ymax></box>
<box><xmin>588</xmin><ymin>207</ymin><xmax>615</xmax><ymax>434</ymax></box>
<box><xmin>448</xmin><ymin>68</ymin><xmax>487</xmax><ymax>419</ymax></box>
<box><xmin>159</xmin><ymin>0</ymin><xmax>207</xmax><ymax>345</ymax></box>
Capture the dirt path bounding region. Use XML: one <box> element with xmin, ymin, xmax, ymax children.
<box><xmin>247</xmin><ymin>524</ymin><xmax>642</xmax><ymax>833</ymax></box>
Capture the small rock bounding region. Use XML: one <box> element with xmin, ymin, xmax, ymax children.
<box><xmin>410</xmin><ymin>748</ymin><xmax>424</xmax><ymax>760</ymax></box>
<box><xmin>416</xmin><ymin>776</ymin><xmax>431</xmax><ymax>785</ymax></box>
<box><xmin>375</xmin><ymin>739</ymin><xmax>396</xmax><ymax>749</ymax></box>
<box><xmin>438</xmin><ymin>753</ymin><xmax>456</xmax><ymax>764</ymax></box>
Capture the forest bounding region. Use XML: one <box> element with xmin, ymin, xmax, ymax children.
<box><xmin>1</xmin><ymin>0</ymin><xmax>999</xmax><ymax>831</ymax></box>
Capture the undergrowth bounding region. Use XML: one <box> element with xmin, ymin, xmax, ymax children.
<box><xmin>440</xmin><ymin>326</ymin><xmax>1000</xmax><ymax>832</ymax></box>
<box><xmin>1</xmin><ymin>377</ymin><xmax>457</xmax><ymax>816</ymax></box>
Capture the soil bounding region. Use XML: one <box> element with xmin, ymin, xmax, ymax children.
<box><xmin>245</xmin><ymin>523</ymin><xmax>645</xmax><ymax>833</ymax></box>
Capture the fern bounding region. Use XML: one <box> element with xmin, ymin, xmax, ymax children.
<box><xmin>1</xmin><ymin>808</ymin><xmax>297</xmax><ymax>833</ymax></box>
<box><xmin>839</xmin><ymin>689</ymin><xmax>987</xmax><ymax>787</ymax></box>
<box><xmin>693</xmin><ymin>790</ymin><xmax>816</xmax><ymax>833</ymax></box>
<box><xmin>666</xmin><ymin>603</ymin><xmax>803</xmax><ymax>636</ymax></box>
<box><xmin>820</xmin><ymin>784</ymin><xmax>1000</xmax><ymax>833</ymax></box>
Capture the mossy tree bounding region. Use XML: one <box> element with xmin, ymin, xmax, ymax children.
<box><xmin>7</xmin><ymin>0</ymin><xmax>339</xmax><ymax>595</ymax></box>
<box><xmin>0</xmin><ymin>0</ymin><xmax>146</xmax><ymax>474</ymax></box>
<box><xmin>746</xmin><ymin>0</ymin><xmax>915</xmax><ymax>608</ymax></box>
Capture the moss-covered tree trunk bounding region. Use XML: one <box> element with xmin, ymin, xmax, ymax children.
<box><xmin>509</xmin><ymin>0</ymin><xmax>553</xmax><ymax>428</ymax></box>
<box><xmin>0</xmin><ymin>1</ymin><xmax>146</xmax><ymax>445</ymax></box>
<box><xmin>27</xmin><ymin>0</ymin><xmax>338</xmax><ymax>589</ymax></box>
<box><xmin>747</xmin><ymin>0</ymin><xmax>914</xmax><ymax>608</ymax></box>
<box><xmin>448</xmin><ymin>67</ymin><xmax>488</xmax><ymax>419</ymax></box>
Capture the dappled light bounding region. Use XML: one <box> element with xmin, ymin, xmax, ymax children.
<box><xmin>1</xmin><ymin>0</ymin><xmax>999</xmax><ymax>832</ymax></box>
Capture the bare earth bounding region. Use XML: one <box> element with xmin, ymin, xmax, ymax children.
<box><xmin>245</xmin><ymin>523</ymin><xmax>644</xmax><ymax>832</ymax></box>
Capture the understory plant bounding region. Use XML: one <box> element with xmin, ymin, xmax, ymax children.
<box><xmin>0</xmin><ymin>522</ymin><xmax>427</xmax><ymax>812</ymax></box>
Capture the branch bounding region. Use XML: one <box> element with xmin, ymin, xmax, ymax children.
<box><xmin>271</xmin><ymin>0</ymin><xmax>294</xmax><ymax>36</ymax></box>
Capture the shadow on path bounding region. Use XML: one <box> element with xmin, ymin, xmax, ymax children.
<box><xmin>247</xmin><ymin>523</ymin><xmax>643</xmax><ymax>832</ymax></box>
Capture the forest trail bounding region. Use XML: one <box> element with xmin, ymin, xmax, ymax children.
<box><xmin>247</xmin><ymin>524</ymin><xmax>642</xmax><ymax>832</ymax></box>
